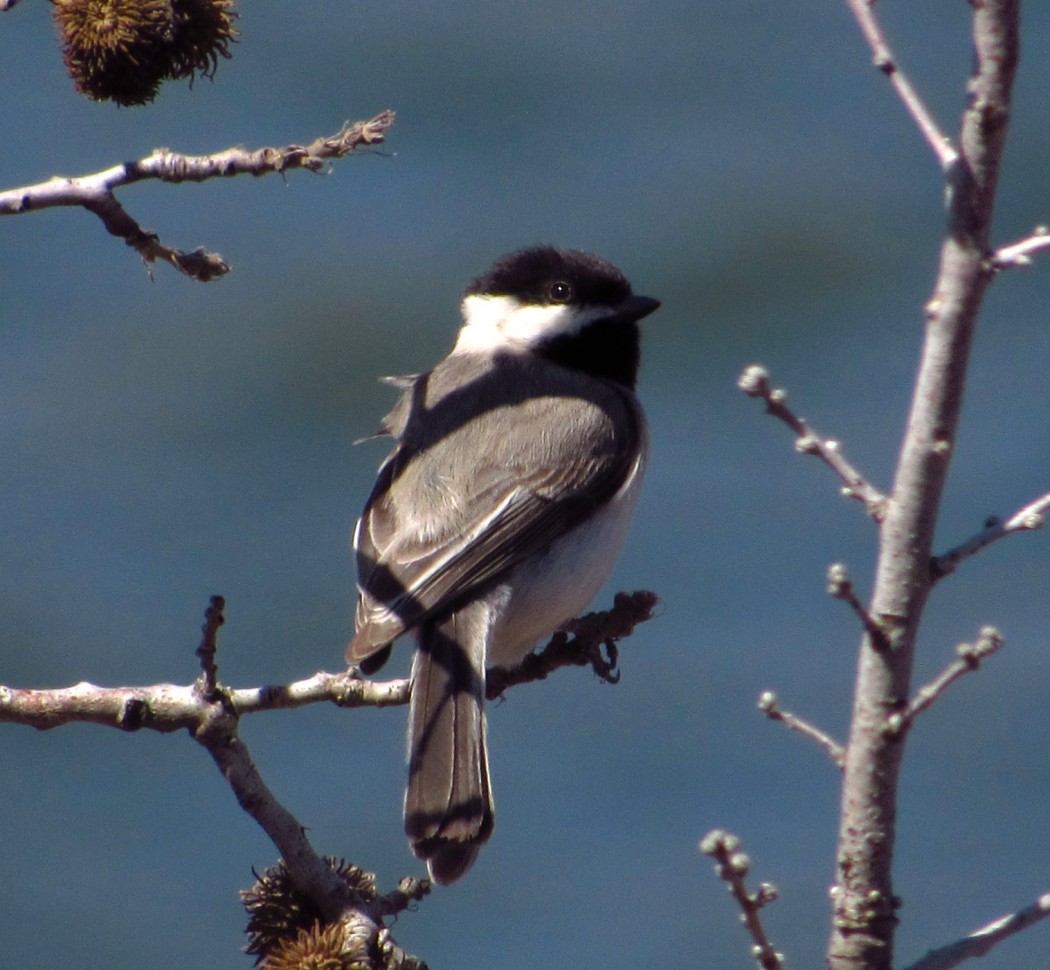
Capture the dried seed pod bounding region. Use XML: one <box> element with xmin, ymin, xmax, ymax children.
<box><xmin>53</xmin><ymin>0</ymin><xmax>175</xmax><ymax>105</ymax></box>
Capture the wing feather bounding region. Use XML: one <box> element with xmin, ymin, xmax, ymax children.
<box><xmin>347</xmin><ymin>352</ymin><xmax>642</xmax><ymax>663</ymax></box>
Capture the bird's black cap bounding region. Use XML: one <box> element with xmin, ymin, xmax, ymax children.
<box><xmin>465</xmin><ymin>246</ymin><xmax>635</xmax><ymax>308</ymax></box>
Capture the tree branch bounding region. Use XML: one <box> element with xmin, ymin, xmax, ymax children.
<box><xmin>738</xmin><ymin>365</ymin><xmax>887</xmax><ymax>520</ymax></box>
<box><xmin>699</xmin><ymin>830</ymin><xmax>784</xmax><ymax>970</ymax></box>
<box><xmin>0</xmin><ymin>668</ymin><xmax>412</xmax><ymax>731</ymax></box>
<box><xmin>901</xmin><ymin>893</ymin><xmax>1050</xmax><ymax>970</ymax></box>
<box><xmin>757</xmin><ymin>691</ymin><xmax>845</xmax><ymax>769</ymax></box>
<box><xmin>486</xmin><ymin>590</ymin><xmax>659</xmax><ymax>697</ymax></box>
<box><xmin>842</xmin><ymin>0</ymin><xmax>959</xmax><ymax>171</ymax></box>
<box><xmin>826</xmin><ymin>563</ymin><xmax>890</xmax><ymax>650</ymax></box>
<box><xmin>1</xmin><ymin>587</ymin><xmax>653</xmax><ymax>962</ymax></box>
<box><xmin>931</xmin><ymin>490</ymin><xmax>1050</xmax><ymax>580</ymax></box>
<box><xmin>883</xmin><ymin>627</ymin><xmax>1004</xmax><ymax>738</ymax></box>
<box><xmin>0</xmin><ymin>111</ymin><xmax>395</xmax><ymax>281</ymax></box>
<box><xmin>828</xmin><ymin>3</ymin><xmax>1020</xmax><ymax>968</ymax></box>
<box><xmin>989</xmin><ymin>225</ymin><xmax>1050</xmax><ymax>268</ymax></box>
<box><xmin>0</xmin><ymin>591</ymin><xmax>656</xmax><ymax>730</ymax></box>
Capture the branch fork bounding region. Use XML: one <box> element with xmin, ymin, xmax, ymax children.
<box><xmin>0</xmin><ymin>111</ymin><xmax>395</xmax><ymax>281</ymax></box>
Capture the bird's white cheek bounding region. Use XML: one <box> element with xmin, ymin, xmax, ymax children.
<box><xmin>454</xmin><ymin>295</ymin><xmax>593</xmax><ymax>352</ymax></box>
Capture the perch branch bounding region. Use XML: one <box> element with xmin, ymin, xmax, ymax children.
<box><xmin>0</xmin><ymin>669</ymin><xmax>411</xmax><ymax>731</ymax></box>
<box><xmin>758</xmin><ymin>691</ymin><xmax>845</xmax><ymax>768</ymax></box>
<box><xmin>0</xmin><ymin>588</ymin><xmax>653</xmax><ymax>962</ymax></box>
<box><xmin>901</xmin><ymin>892</ymin><xmax>1050</xmax><ymax>970</ymax></box>
<box><xmin>485</xmin><ymin>590</ymin><xmax>659</xmax><ymax>697</ymax></box>
<box><xmin>842</xmin><ymin>0</ymin><xmax>959</xmax><ymax>171</ymax></box>
<box><xmin>738</xmin><ymin>364</ymin><xmax>887</xmax><ymax>520</ymax></box>
<box><xmin>699</xmin><ymin>830</ymin><xmax>784</xmax><ymax>970</ymax></box>
<box><xmin>0</xmin><ymin>590</ymin><xmax>653</xmax><ymax>730</ymax></box>
<box><xmin>932</xmin><ymin>490</ymin><xmax>1050</xmax><ymax>580</ymax></box>
<box><xmin>0</xmin><ymin>111</ymin><xmax>395</xmax><ymax>281</ymax></box>
<box><xmin>883</xmin><ymin>627</ymin><xmax>1003</xmax><ymax>738</ymax></box>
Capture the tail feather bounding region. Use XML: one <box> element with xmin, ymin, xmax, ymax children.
<box><xmin>404</xmin><ymin>606</ymin><xmax>494</xmax><ymax>884</ymax></box>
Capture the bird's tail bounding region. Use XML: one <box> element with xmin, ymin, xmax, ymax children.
<box><xmin>404</xmin><ymin>605</ymin><xmax>494</xmax><ymax>884</ymax></box>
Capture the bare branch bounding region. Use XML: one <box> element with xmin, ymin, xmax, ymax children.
<box><xmin>842</xmin><ymin>0</ymin><xmax>959</xmax><ymax>171</ymax></box>
<box><xmin>738</xmin><ymin>365</ymin><xmax>887</xmax><ymax>520</ymax></box>
<box><xmin>486</xmin><ymin>590</ymin><xmax>659</xmax><ymax>698</ymax></box>
<box><xmin>193</xmin><ymin>678</ymin><xmax>432</xmax><ymax>967</ymax></box>
<box><xmin>0</xmin><ymin>586</ymin><xmax>649</xmax><ymax>960</ymax></box>
<box><xmin>932</xmin><ymin>491</ymin><xmax>1050</xmax><ymax>580</ymax></box>
<box><xmin>883</xmin><ymin>627</ymin><xmax>1003</xmax><ymax>739</ymax></box>
<box><xmin>195</xmin><ymin>593</ymin><xmax>225</xmax><ymax>698</ymax></box>
<box><xmin>0</xmin><ymin>670</ymin><xmax>411</xmax><ymax>732</ymax></box>
<box><xmin>0</xmin><ymin>111</ymin><xmax>395</xmax><ymax>281</ymax></box>
<box><xmin>757</xmin><ymin>691</ymin><xmax>845</xmax><ymax>768</ymax></box>
<box><xmin>901</xmin><ymin>893</ymin><xmax>1050</xmax><ymax>970</ymax></box>
<box><xmin>0</xmin><ymin>590</ymin><xmax>651</xmax><ymax>731</ymax></box>
<box><xmin>829</xmin><ymin>4</ymin><xmax>1020</xmax><ymax>966</ymax></box>
<box><xmin>826</xmin><ymin>563</ymin><xmax>890</xmax><ymax>649</ymax></box>
<box><xmin>699</xmin><ymin>830</ymin><xmax>785</xmax><ymax>970</ymax></box>
<box><xmin>989</xmin><ymin>225</ymin><xmax>1050</xmax><ymax>269</ymax></box>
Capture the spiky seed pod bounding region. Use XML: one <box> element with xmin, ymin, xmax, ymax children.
<box><xmin>166</xmin><ymin>0</ymin><xmax>238</xmax><ymax>81</ymax></box>
<box><xmin>243</xmin><ymin>859</ymin><xmax>379</xmax><ymax>964</ymax></box>
<box><xmin>52</xmin><ymin>0</ymin><xmax>175</xmax><ymax>106</ymax></box>
<box><xmin>261</xmin><ymin>922</ymin><xmax>364</xmax><ymax>970</ymax></box>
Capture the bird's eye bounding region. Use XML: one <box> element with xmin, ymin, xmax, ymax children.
<box><xmin>548</xmin><ymin>281</ymin><xmax>573</xmax><ymax>303</ymax></box>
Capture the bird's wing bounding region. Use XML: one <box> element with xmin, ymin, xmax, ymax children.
<box><xmin>347</xmin><ymin>376</ymin><xmax>642</xmax><ymax>662</ymax></box>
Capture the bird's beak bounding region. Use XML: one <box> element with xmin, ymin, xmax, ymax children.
<box><xmin>616</xmin><ymin>295</ymin><xmax>661</xmax><ymax>323</ymax></box>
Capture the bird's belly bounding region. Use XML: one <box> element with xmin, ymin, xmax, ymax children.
<box><xmin>485</xmin><ymin>458</ymin><xmax>645</xmax><ymax>668</ymax></box>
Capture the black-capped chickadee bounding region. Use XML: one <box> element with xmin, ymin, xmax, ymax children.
<box><xmin>347</xmin><ymin>246</ymin><xmax>658</xmax><ymax>883</ymax></box>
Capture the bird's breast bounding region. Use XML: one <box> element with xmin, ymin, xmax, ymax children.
<box><xmin>485</xmin><ymin>444</ymin><xmax>647</xmax><ymax>668</ymax></box>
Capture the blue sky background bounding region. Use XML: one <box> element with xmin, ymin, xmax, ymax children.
<box><xmin>3</xmin><ymin>2</ymin><xmax>1050</xmax><ymax>967</ymax></box>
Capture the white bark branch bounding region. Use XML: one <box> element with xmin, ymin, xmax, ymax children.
<box><xmin>0</xmin><ymin>111</ymin><xmax>395</xmax><ymax>281</ymax></box>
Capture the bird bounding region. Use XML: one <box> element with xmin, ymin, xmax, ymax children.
<box><xmin>346</xmin><ymin>245</ymin><xmax>659</xmax><ymax>883</ymax></box>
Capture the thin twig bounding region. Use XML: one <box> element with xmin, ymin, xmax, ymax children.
<box><xmin>758</xmin><ymin>691</ymin><xmax>846</xmax><ymax>769</ymax></box>
<box><xmin>988</xmin><ymin>225</ymin><xmax>1050</xmax><ymax>269</ymax></box>
<box><xmin>883</xmin><ymin>627</ymin><xmax>1003</xmax><ymax>738</ymax></box>
<box><xmin>826</xmin><ymin>563</ymin><xmax>890</xmax><ymax>649</ymax></box>
<box><xmin>0</xmin><ymin>111</ymin><xmax>395</xmax><ymax>281</ymax></box>
<box><xmin>699</xmin><ymin>830</ymin><xmax>784</xmax><ymax>970</ymax></box>
<box><xmin>842</xmin><ymin>0</ymin><xmax>959</xmax><ymax>171</ymax></box>
<box><xmin>901</xmin><ymin>892</ymin><xmax>1050</xmax><ymax>970</ymax></box>
<box><xmin>932</xmin><ymin>491</ymin><xmax>1050</xmax><ymax>580</ymax></box>
<box><xmin>738</xmin><ymin>365</ymin><xmax>887</xmax><ymax>520</ymax></box>
<box><xmin>195</xmin><ymin>594</ymin><xmax>225</xmax><ymax>699</ymax></box>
